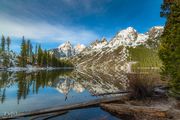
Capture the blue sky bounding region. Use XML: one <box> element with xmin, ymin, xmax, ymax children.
<box><xmin>0</xmin><ymin>0</ymin><xmax>165</xmax><ymax>52</ymax></box>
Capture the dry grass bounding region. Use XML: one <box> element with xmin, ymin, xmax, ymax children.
<box><xmin>128</xmin><ymin>73</ymin><xmax>156</xmax><ymax>100</ymax></box>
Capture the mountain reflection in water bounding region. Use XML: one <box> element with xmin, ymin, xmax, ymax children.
<box><xmin>0</xmin><ymin>69</ymin><xmax>128</xmax><ymax>115</ymax></box>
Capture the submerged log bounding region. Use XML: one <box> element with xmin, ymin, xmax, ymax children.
<box><xmin>29</xmin><ymin>111</ymin><xmax>68</xmax><ymax>120</ymax></box>
<box><xmin>92</xmin><ymin>91</ymin><xmax>130</xmax><ymax>96</ymax></box>
<box><xmin>101</xmin><ymin>103</ymin><xmax>171</xmax><ymax>120</ymax></box>
<box><xmin>0</xmin><ymin>95</ymin><xmax>128</xmax><ymax>120</ymax></box>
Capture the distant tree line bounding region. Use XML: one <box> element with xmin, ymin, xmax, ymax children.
<box><xmin>19</xmin><ymin>36</ymin><xmax>74</xmax><ymax>67</ymax></box>
<box><xmin>0</xmin><ymin>35</ymin><xmax>12</xmax><ymax>67</ymax></box>
<box><xmin>0</xmin><ymin>35</ymin><xmax>74</xmax><ymax>68</ymax></box>
<box><xmin>0</xmin><ymin>35</ymin><xmax>11</xmax><ymax>52</ymax></box>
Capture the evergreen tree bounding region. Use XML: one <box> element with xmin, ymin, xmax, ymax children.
<box><xmin>26</xmin><ymin>40</ymin><xmax>31</xmax><ymax>60</ymax></box>
<box><xmin>47</xmin><ymin>52</ymin><xmax>52</xmax><ymax>67</ymax></box>
<box><xmin>19</xmin><ymin>36</ymin><xmax>27</xmax><ymax>67</ymax></box>
<box><xmin>35</xmin><ymin>44</ymin><xmax>38</xmax><ymax>55</ymax></box>
<box><xmin>6</xmin><ymin>36</ymin><xmax>11</xmax><ymax>51</ymax></box>
<box><xmin>26</xmin><ymin>40</ymin><xmax>33</xmax><ymax>64</ymax></box>
<box><xmin>32</xmin><ymin>53</ymin><xmax>36</xmax><ymax>66</ymax></box>
<box><xmin>42</xmin><ymin>50</ymin><xmax>48</xmax><ymax>67</ymax></box>
<box><xmin>51</xmin><ymin>54</ymin><xmax>56</xmax><ymax>67</ymax></box>
<box><xmin>159</xmin><ymin>0</ymin><xmax>180</xmax><ymax>97</ymax></box>
<box><xmin>37</xmin><ymin>45</ymin><xmax>43</xmax><ymax>66</ymax></box>
<box><xmin>1</xmin><ymin>35</ymin><xmax>5</xmax><ymax>51</ymax></box>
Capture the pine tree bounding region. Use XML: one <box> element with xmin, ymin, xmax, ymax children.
<box><xmin>42</xmin><ymin>50</ymin><xmax>48</xmax><ymax>67</ymax></box>
<box><xmin>159</xmin><ymin>0</ymin><xmax>180</xmax><ymax>97</ymax></box>
<box><xmin>6</xmin><ymin>36</ymin><xmax>11</xmax><ymax>51</ymax></box>
<box><xmin>26</xmin><ymin>40</ymin><xmax>33</xmax><ymax>64</ymax></box>
<box><xmin>47</xmin><ymin>52</ymin><xmax>52</xmax><ymax>67</ymax></box>
<box><xmin>1</xmin><ymin>35</ymin><xmax>5</xmax><ymax>51</ymax></box>
<box><xmin>32</xmin><ymin>53</ymin><xmax>36</xmax><ymax>66</ymax></box>
<box><xmin>51</xmin><ymin>55</ymin><xmax>56</xmax><ymax>67</ymax></box>
<box><xmin>35</xmin><ymin>44</ymin><xmax>38</xmax><ymax>55</ymax></box>
<box><xmin>37</xmin><ymin>45</ymin><xmax>43</xmax><ymax>66</ymax></box>
<box><xmin>47</xmin><ymin>52</ymin><xmax>50</xmax><ymax>66</ymax></box>
<box><xmin>29</xmin><ymin>43</ymin><xmax>33</xmax><ymax>64</ymax></box>
<box><xmin>19</xmin><ymin>36</ymin><xmax>27</xmax><ymax>67</ymax></box>
<box><xmin>27</xmin><ymin>40</ymin><xmax>30</xmax><ymax>57</ymax></box>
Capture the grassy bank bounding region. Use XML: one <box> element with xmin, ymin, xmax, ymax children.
<box><xmin>127</xmin><ymin>45</ymin><xmax>162</xmax><ymax>69</ymax></box>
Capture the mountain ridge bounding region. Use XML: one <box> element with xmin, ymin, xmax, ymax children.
<box><xmin>50</xmin><ymin>26</ymin><xmax>164</xmax><ymax>58</ymax></box>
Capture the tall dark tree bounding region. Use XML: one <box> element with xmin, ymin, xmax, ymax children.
<box><xmin>26</xmin><ymin>40</ymin><xmax>33</xmax><ymax>64</ymax></box>
<box><xmin>42</xmin><ymin>50</ymin><xmax>48</xmax><ymax>67</ymax></box>
<box><xmin>47</xmin><ymin>52</ymin><xmax>52</xmax><ymax>66</ymax></box>
<box><xmin>27</xmin><ymin>40</ymin><xmax>31</xmax><ymax>57</ymax></box>
<box><xmin>35</xmin><ymin>44</ymin><xmax>38</xmax><ymax>55</ymax></box>
<box><xmin>6</xmin><ymin>36</ymin><xmax>11</xmax><ymax>51</ymax></box>
<box><xmin>159</xmin><ymin>0</ymin><xmax>180</xmax><ymax>97</ymax></box>
<box><xmin>19</xmin><ymin>36</ymin><xmax>27</xmax><ymax>67</ymax></box>
<box><xmin>32</xmin><ymin>53</ymin><xmax>36</xmax><ymax>66</ymax></box>
<box><xmin>37</xmin><ymin>45</ymin><xmax>43</xmax><ymax>66</ymax></box>
<box><xmin>1</xmin><ymin>35</ymin><xmax>5</xmax><ymax>51</ymax></box>
<box><xmin>29</xmin><ymin>43</ymin><xmax>33</xmax><ymax>64</ymax></box>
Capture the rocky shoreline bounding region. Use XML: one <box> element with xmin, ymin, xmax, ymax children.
<box><xmin>100</xmin><ymin>95</ymin><xmax>180</xmax><ymax>120</ymax></box>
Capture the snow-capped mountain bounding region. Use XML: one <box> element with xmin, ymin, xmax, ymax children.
<box><xmin>109</xmin><ymin>27</ymin><xmax>139</xmax><ymax>47</ymax></box>
<box><xmin>49</xmin><ymin>41</ymin><xmax>86</xmax><ymax>58</ymax></box>
<box><xmin>74</xmin><ymin>44</ymin><xmax>86</xmax><ymax>54</ymax></box>
<box><xmin>108</xmin><ymin>26</ymin><xmax>163</xmax><ymax>48</ymax></box>
<box><xmin>57</xmin><ymin>41</ymin><xmax>75</xmax><ymax>57</ymax></box>
<box><xmin>50</xmin><ymin>26</ymin><xmax>163</xmax><ymax>59</ymax></box>
<box><xmin>147</xmin><ymin>26</ymin><xmax>164</xmax><ymax>39</ymax></box>
<box><xmin>90</xmin><ymin>37</ymin><xmax>108</xmax><ymax>50</ymax></box>
<box><xmin>71</xmin><ymin>26</ymin><xmax>164</xmax><ymax>70</ymax></box>
<box><xmin>81</xmin><ymin>26</ymin><xmax>163</xmax><ymax>53</ymax></box>
<box><xmin>145</xmin><ymin>26</ymin><xmax>164</xmax><ymax>48</ymax></box>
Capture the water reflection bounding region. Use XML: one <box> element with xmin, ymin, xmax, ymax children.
<box><xmin>0</xmin><ymin>70</ymin><xmax>72</xmax><ymax>104</ymax></box>
<box><xmin>0</xmin><ymin>69</ymin><xmax>129</xmax><ymax>115</ymax></box>
<box><xmin>0</xmin><ymin>69</ymin><xmax>128</xmax><ymax>105</ymax></box>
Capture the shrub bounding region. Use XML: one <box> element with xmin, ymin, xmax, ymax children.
<box><xmin>128</xmin><ymin>73</ymin><xmax>155</xmax><ymax>100</ymax></box>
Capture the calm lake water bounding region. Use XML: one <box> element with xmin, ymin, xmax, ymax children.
<box><xmin>0</xmin><ymin>70</ymin><xmax>127</xmax><ymax>119</ymax></box>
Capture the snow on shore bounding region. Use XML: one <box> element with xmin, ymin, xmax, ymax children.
<box><xmin>0</xmin><ymin>65</ymin><xmax>74</xmax><ymax>72</ymax></box>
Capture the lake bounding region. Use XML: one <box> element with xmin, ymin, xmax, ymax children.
<box><xmin>0</xmin><ymin>69</ymin><xmax>128</xmax><ymax>119</ymax></box>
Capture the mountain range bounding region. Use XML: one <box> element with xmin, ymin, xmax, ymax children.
<box><xmin>50</xmin><ymin>26</ymin><xmax>164</xmax><ymax>59</ymax></box>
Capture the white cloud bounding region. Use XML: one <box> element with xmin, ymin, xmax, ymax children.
<box><xmin>0</xmin><ymin>14</ymin><xmax>99</xmax><ymax>45</ymax></box>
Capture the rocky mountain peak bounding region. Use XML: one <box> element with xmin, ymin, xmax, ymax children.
<box><xmin>101</xmin><ymin>37</ymin><xmax>108</xmax><ymax>43</ymax></box>
<box><xmin>58</xmin><ymin>41</ymin><xmax>73</xmax><ymax>50</ymax></box>
<box><xmin>74</xmin><ymin>44</ymin><xmax>86</xmax><ymax>54</ymax></box>
<box><xmin>90</xmin><ymin>37</ymin><xmax>108</xmax><ymax>50</ymax></box>
<box><xmin>146</xmin><ymin>26</ymin><xmax>164</xmax><ymax>39</ymax></box>
<box><xmin>108</xmin><ymin>26</ymin><xmax>164</xmax><ymax>48</ymax></box>
<box><xmin>109</xmin><ymin>27</ymin><xmax>138</xmax><ymax>47</ymax></box>
<box><xmin>56</xmin><ymin>41</ymin><xmax>75</xmax><ymax>57</ymax></box>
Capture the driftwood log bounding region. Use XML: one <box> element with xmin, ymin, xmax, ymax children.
<box><xmin>0</xmin><ymin>95</ymin><xmax>128</xmax><ymax>120</ymax></box>
<box><xmin>92</xmin><ymin>91</ymin><xmax>130</xmax><ymax>96</ymax></box>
